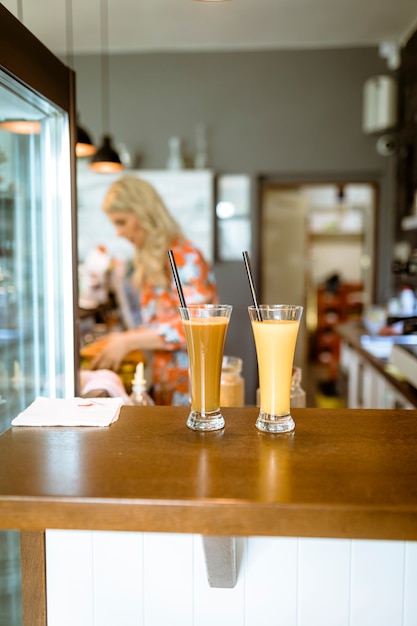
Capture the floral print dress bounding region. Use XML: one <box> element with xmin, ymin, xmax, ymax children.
<box><xmin>140</xmin><ymin>239</ymin><xmax>218</xmax><ymax>405</ymax></box>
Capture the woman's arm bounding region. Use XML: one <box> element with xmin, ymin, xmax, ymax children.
<box><xmin>89</xmin><ymin>327</ymin><xmax>166</xmax><ymax>372</ymax></box>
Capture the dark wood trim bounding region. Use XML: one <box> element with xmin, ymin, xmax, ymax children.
<box><xmin>0</xmin><ymin>4</ymin><xmax>71</xmax><ymax>110</ymax></box>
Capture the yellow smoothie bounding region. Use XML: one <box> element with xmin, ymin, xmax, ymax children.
<box><xmin>183</xmin><ymin>316</ymin><xmax>230</xmax><ymax>413</ymax></box>
<box><xmin>251</xmin><ymin>319</ymin><xmax>300</xmax><ymax>415</ymax></box>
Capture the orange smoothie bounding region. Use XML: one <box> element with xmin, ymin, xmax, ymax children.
<box><xmin>251</xmin><ymin>319</ymin><xmax>300</xmax><ymax>415</ymax></box>
<box><xmin>183</xmin><ymin>316</ymin><xmax>230</xmax><ymax>413</ymax></box>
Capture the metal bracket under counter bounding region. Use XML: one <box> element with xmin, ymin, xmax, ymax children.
<box><xmin>202</xmin><ymin>536</ymin><xmax>237</xmax><ymax>588</ymax></box>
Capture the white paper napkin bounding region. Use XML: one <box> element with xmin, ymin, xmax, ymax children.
<box><xmin>11</xmin><ymin>396</ymin><xmax>124</xmax><ymax>427</ymax></box>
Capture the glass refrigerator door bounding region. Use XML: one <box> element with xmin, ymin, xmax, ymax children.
<box><xmin>0</xmin><ymin>13</ymin><xmax>77</xmax><ymax>625</ymax></box>
<box><xmin>0</xmin><ymin>72</ymin><xmax>76</xmax><ymax>429</ymax></box>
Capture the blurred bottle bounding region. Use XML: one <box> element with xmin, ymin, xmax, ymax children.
<box><xmin>290</xmin><ymin>366</ymin><xmax>306</xmax><ymax>408</ymax></box>
<box><xmin>400</xmin><ymin>286</ymin><xmax>415</xmax><ymax>314</ymax></box>
<box><xmin>220</xmin><ymin>356</ymin><xmax>245</xmax><ymax>407</ymax></box>
<box><xmin>79</xmin><ymin>245</ymin><xmax>111</xmax><ymax>306</ymax></box>
<box><xmin>129</xmin><ymin>362</ymin><xmax>155</xmax><ymax>406</ymax></box>
<box><xmin>166</xmin><ymin>137</ymin><xmax>184</xmax><ymax>170</ymax></box>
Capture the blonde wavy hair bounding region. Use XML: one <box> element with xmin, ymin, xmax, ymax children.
<box><xmin>103</xmin><ymin>175</ymin><xmax>185</xmax><ymax>288</ymax></box>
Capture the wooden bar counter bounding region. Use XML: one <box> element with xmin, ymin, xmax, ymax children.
<box><xmin>1</xmin><ymin>405</ymin><xmax>417</xmax><ymax>538</ymax></box>
<box><xmin>1</xmin><ymin>406</ymin><xmax>417</xmax><ymax>624</ymax></box>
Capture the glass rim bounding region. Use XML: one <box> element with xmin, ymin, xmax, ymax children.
<box><xmin>179</xmin><ymin>304</ymin><xmax>233</xmax><ymax>311</ymax></box>
<box><xmin>248</xmin><ymin>304</ymin><xmax>303</xmax><ymax>311</ymax></box>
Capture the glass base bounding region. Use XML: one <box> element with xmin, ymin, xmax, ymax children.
<box><xmin>256</xmin><ymin>409</ymin><xmax>295</xmax><ymax>433</ymax></box>
<box><xmin>186</xmin><ymin>408</ymin><xmax>225</xmax><ymax>432</ymax></box>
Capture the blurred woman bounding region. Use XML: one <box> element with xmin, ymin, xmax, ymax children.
<box><xmin>89</xmin><ymin>175</ymin><xmax>218</xmax><ymax>405</ymax></box>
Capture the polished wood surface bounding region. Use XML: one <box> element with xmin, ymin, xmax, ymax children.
<box><xmin>1</xmin><ymin>406</ymin><xmax>417</xmax><ymax>540</ymax></box>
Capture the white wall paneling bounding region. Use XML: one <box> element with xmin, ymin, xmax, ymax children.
<box><xmin>45</xmin><ymin>531</ymin><xmax>417</xmax><ymax>626</ymax></box>
<box><xmin>93</xmin><ymin>531</ymin><xmax>144</xmax><ymax>626</ymax></box>
<box><xmin>143</xmin><ymin>533</ymin><xmax>193</xmax><ymax>625</ymax></box>
<box><xmin>350</xmin><ymin>539</ymin><xmax>405</xmax><ymax>626</ymax></box>
<box><xmin>46</xmin><ymin>530</ymin><xmax>94</xmax><ymax>626</ymax></box>
<box><xmin>404</xmin><ymin>541</ymin><xmax>417</xmax><ymax>623</ymax></box>
<box><xmin>245</xmin><ymin>537</ymin><xmax>298</xmax><ymax>624</ymax></box>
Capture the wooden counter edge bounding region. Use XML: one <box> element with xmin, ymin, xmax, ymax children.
<box><xmin>3</xmin><ymin>499</ymin><xmax>417</xmax><ymax>541</ymax></box>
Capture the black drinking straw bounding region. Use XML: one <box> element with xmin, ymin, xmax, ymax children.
<box><xmin>168</xmin><ymin>250</ymin><xmax>189</xmax><ymax>317</ymax></box>
<box><xmin>242</xmin><ymin>251</ymin><xmax>262</xmax><ymax>321</ymax></box>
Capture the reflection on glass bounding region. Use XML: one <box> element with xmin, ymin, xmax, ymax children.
<box><xmin>258</xmin><ymin>432</ymin><xmax>294</xmax><ymax>502</ymax></box>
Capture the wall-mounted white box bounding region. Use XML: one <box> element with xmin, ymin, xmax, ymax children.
<box><xmin>362</xmin><ymin>75</ymin><xmax>397</xmax><ymax>134</ymax></box>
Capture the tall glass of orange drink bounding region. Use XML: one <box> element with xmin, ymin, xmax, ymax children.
<box><xmin>179</xmin><ymin>304</ymin><xmax>232</xmax><ymax>431</ymax></box>
<box><xmin>248</xmin><ymin>304</ymin><xmax>303</xmax><ymax>433</ymax></box>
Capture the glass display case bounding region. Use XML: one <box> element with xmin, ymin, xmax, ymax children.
<box><xmin>0</xmin><ymin>6</ymin><xmax>78</xmax><ymax>623</ymax></box>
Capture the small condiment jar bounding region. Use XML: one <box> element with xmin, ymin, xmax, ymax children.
<box><xmin>400</xmin><ymin>286</ymin><xmax>415</xmax><ymax>314</ymax></box>
<box><xmin>290</xmin><ymin>366</ymin><xmax>306</xmax><ymax>407</ymax></box>
<box><xmin>220</xmin><ymin>356</ymin><xmax>245</xmax><ymax>407</ymax></box>
<box><xmin>129</xmin><ymin>362</ymin><xmax>155</xmax><ymax>406</ymax></box>
<box><xmin>256</xmin><ymin>366</ymin><xmax>306</xmax><ymax>408</ymax></box>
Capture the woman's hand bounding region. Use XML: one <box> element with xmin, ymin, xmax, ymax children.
<box><xmin>89</xmin><ymin>332</ymin><xmax>132</xmax><ymax>372</ymax></box>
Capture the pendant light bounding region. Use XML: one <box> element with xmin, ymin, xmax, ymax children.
<box><xmin>76</xmin><ymin>118</ymin><xmax>96</xmax><ymax>157</ymax></box>
<box><xmin>65</xmin><ymin>0</ymin><xmax>96</xmax><ymax>158</ymax></box>
<box><xmin>90</xmin><ymin>0</ymin><xmax>123</xmax><ymax>173</ymax></box>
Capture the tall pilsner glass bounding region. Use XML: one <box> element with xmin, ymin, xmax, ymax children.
<box><xmin>179</xmin><ymin>304</ymin><xmax>232</xmax><ymax>431</ymax></box>
<box><xmin>249</xmin><ymin>304</ymin><xmax>303</xmax><ymax>433</ymax></box>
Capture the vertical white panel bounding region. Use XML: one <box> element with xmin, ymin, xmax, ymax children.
<box><xmin>347</xmin><ymin>350</ymin><xmax>361</xmax><ymax>408</ymax></box>
<box><xmin>375</xmin><ymin>373</ymin><xmax>388</xmax><ymax>409</ymax></box>
<box><xmin>404</xmin><ymin>541</ymin><xmax>417</xmax><ymax>625</ymax></box>
<box><xmin>350</xmin><ymin>540</ymin><xmax>405</xmax><ymax>626</ymax></box>
<box><xmin>245</xmin><ymin>536</ymin><xmax>298</xmax><ymax>626</ymax></box>
<box><xmin>45</xmin><ymin>530</ymin><xmax>94</xmax><ymax>626</ymax></box>
<box><xmin>93</xmin><ymin>531</ymin><xmax>144</xmax><ymax>626</ymax></box>
<box><xmin>193</xmin><ymin>536</ymin><xmax>245</xmax><ymax>626</ymax></box>
<box><xmin>362</xmin><ymin>364</ymin><xmax>378</xmax><ymax>408</ymax></box>
<box><xmin>143</xmin><ymin>533</ymin><xmax>193</xmax><ymax>626</ymax></box>
<box><xmin>298</xmin><ymin>538</ymin><xmax>350</xmax><ymax>626</ymax></box>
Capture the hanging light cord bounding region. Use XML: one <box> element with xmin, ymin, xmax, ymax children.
<box><xmin>90</xmin><ymin>0</ymin><xmax>123</xmax><ymax>170</ymax></box>
<box><xmin>17</xmin><ymin>0</ymin><xmax>23</xmax><ymax>21</ymax></box>
<box><xmin>100</xmin><ymin>0</ymin><xmax>111</xmax><ymax>135</ymax></box>
<box><xmin>66</xmin><ymin>0</ymin><xmax>74</xmax><ymax>69</ymax></box>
